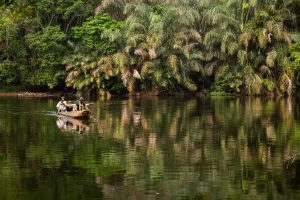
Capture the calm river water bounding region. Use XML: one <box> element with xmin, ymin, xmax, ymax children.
<box><xmin>0</xmin><ymin>96</ymin><xmax>300</xmax><ymax>200</ymax></box>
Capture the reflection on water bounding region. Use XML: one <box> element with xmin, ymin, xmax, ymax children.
<box><xmin>0</xmin><ymin>96</ymin><xmax>300</xmax><ymax>199</ymax></box>
<box><xmin>56</xmin><ymin>117</ymin><xmax>90</xmax><ymax>134</ymax></box>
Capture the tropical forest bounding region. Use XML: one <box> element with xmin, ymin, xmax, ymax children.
<box><xmin>1</xmin><ymin>0</ymin><xmax>300</xmax><ymax>96</ymax></box>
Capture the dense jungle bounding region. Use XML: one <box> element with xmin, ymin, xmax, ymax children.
<box><xmin>1</xmin><ymin>0</ymin><xmax>300</xmax><ymax>96</ymax></box>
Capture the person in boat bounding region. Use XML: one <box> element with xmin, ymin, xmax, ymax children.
<box><xmin>56</xmin><ymin>96</ymin><xmax>67</xmax><ymax>112</ymax></box>
<box><xmin>66</xmin><ymin>101</ymin><xmax>73</xmax><ymax>112</ymax></box>
<box><xmin>76</xmin><ymin>97</ymin><xmax>87</xmax><ymax>111</ymax></box>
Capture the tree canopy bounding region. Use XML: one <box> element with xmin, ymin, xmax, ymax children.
<box><xmin>1</xmin><ymin>0</ymin><xmax>300</xmax><ymax>95</ymax></box>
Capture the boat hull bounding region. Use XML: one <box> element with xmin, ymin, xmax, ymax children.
<box><xmin>57</xmin><ymin>110</ymin><xmax>91</xmax><ymax>119</ymax></box>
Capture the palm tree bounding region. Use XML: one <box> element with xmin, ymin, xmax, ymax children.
<box><xmin>68</xmin><ymin>0</ymin><xmax>300</xmax><ymax>95</ymax></box>
<box><xmin>239</xmin><ymin>1</ymin><xmax>294</xmax><ymax>95</ymax></box>
<box><xmin>93</xmin><ymin>2</ymin><xmax>203</xmax><ymax>94</ymax></box>
<box><xmin>65</xmin><ymin>44</ymin><xmax>98</xmax><ymax>91</ymax></box>
<box><xmin>94</xmin><ymin>0</ymin><xmax>126</xmax><ymax>20</ymax></box>
<box><xmin>204</xmin><ymin>0</ymin><xmax>296</xmax><ymax>95</ymax></box>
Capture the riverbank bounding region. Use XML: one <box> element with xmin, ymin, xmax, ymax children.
<box><xmin>0</xmin><ymin>91</ymin><xmax>232</xmax><ymax>98</ymax></box>
<box><xmin>0</xmin><ymin>92</ymin><xmax>62</xmax><ymax>97</ymax></box>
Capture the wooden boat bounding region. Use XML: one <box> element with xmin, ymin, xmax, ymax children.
<box><xmin>57</xmin><ymin>110</ymin><xmax>91</xmax><ymax>119</ymax></box>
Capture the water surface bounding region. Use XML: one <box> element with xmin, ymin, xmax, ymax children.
<box><xmin>0</xmin><ymin>96</ymin><xmax>300</xmax><ymax>200</ymax></box>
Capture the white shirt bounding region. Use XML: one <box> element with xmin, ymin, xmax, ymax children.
<box><xmin>56</xmin><ymin>100</ymin><xmax>67</xmax><ymax>112</ymax></box>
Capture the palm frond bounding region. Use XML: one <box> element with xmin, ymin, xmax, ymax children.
<box><xmin>260</xmin><ymin>65</ymin><xmax>271</xmax><ymax>75</ymax></box>
<box><xmin>190</xmin><ymin>52</ymin><xmax>205</xmax><ymax>60</ymax></box>
<box><xmin>253</xmin><ymin>55</ymin><xmax>265</xmax><ymax>68</ymax></box>
<box><xmin>148</xmin><ymin>48</ymin><xmax>157</xmax><ymax>59</ymax></box>
<box><xmin>127</xmin><ymin>22</ymin><xmax>147</xmax><ymax>33</ymax></box>
<box><xmin>205</xmin><ymin>51</ymin><xmax>214</xmax><ymax>61</ymax></box>
<box><xmin>66</xmin><ymin>70</ymin><xmax>80</xmax><ymax>86</ymax></box>
<box><xmin>282</xmin><ymin>57</ymin><xmax>291</xmax><ymax>69</ymax></box>
<box><xmin>96</xmin><ymin>0</ymin><xmax>125</xmax><ymax>19</ymax></box>
<box><xmin>249</xmin><ymin>0</ymin><xmax>258</xmax><ymax>7</ymax></box>
<box><xmin>127</xmin><ymin>34</ymin><xmax>146</xmax><ymax>46</ymax></box>
<box><xmin>133</xmin><ymin>69</ymin><xmax>141</xmax><ymax>79</ymax></box>
<box><xmin>227</xmin><ymin>0</ymin><xmax>241</xmax><ymax>7</ymax></box>
<box><xmin>266</xmin><ymin>50</ymin><xmax>277</xmax><ymax>67</ymax></box>
<box><xmin>134</xmin><ymin>48</ymin><xmax>148</xmax><ymax>57</ymax></box>
<box><xmin>279</xmin><ymin>73</ymin><xmax>292</xmax><ymax>94</ymax></box>
<box><xmin>253</xmin><ymin>74</ymin><xmax>263</xmax><ymax>95</ymax></box>
<box><xmin>168</xmin><ymin>55</ymin><xmax>178</xmax><ymax>73</ymax></box>
<box><xmin>204</xmin><ymin>29</ymin><xmax>221</xmax><ymax>46</ymax></box>
<box><xmin>189</xmin><ymin>60</ymin><xmax>203</xmax><ymax>73</ymax></box>
<box><xmin>183</xmin><ymin>45</ymin><xmax>191</xmax><ymax>59</ymax></box>
<box><xmin>237</xmin><ymin>50</ymin><xmax>247</xmax><ymax>66</ymax></box>
<box><xmin>121</xmin><ymin>68</ymin><xmax>131</xmax><ymax>87</ymax></box>
<box><xmin>187</xmin><ymin>29</ymin><xmax>202</xmax><ymax>44</ymax></box>
<box><xmin>283</xmin><ymin>32</ymin><xmax>291</xmax><ymax>45</ymax></box>
<box><xmin>239</xmin><ymin>31</ymin><xmax>252</xmax><ymax>50</ymax></box>
<box><xmin>274</xmin><ymin>43</ymin><xmax>289</xmax><ymax>66</ymax></box>
<box><xmin>205</xmin><ymin>61</ymin><xmax>218</xmax><ymax>76</ymax></box>
<box><xmin>94</xmin><ymin>56</ymin><xmax>114</xmax><ymax>77</ymax></box>
<box><xmin>173</xmin><ymin>32</ymin><xmax>189</xmax><ymax>47</ymax></box>
<box><xmin>228</xmin><ymin>42</ymin><xmax>239</xmax><ymax>55</ymax></box>
<box><xmin>204</xmin><ymin>5</ymin><xmax>229</xmax><ymax>26</ymax></box>
<box><xmin>123</xmin><ymin>3</ymin><xmax>136</xmax><ymax>15</ymax></box>
<box><xmin>185</xmin><ymin>79</ymin><xmax>197</xmax><ymax>91</ymax></box>
<box><xmin>243</xmin><ymin>66</ymin><xmax>262</xmax><ymax>95</ymax></box>
<box><xmin>221</xmin><ymin>31</ymin><xmax>237</xmax><ymax>53</ymax></box>
<box><xmin>98</xmin><ymin>56</ymin><xmax>113</xmax><ymax>66</ymax></box>
<box><xmin>290</xmin><ymin>33</ymin><xmax>300</xmax><ymax>42</ymax></box>
<box><xmin>113</xmin><ymin>52</ymin><xmax>129</xmax><ymax>68</ymax></box>
<box><xmin>150</xmin><ymin>12</ymin><xmax>162</xmax><ymax>24</ymax></box>
<box><xmin>215</xmin><ymin>64</ymin><xmax>228</xmax><ymax>77</ymax></box>
<box><xmin>272</xmin><ymin>22</ymin><xmax>283</xmax><ymax>40</ymax></box>
<box><xmin>141</xmin><ymin>61</ymin><xmax>153</xmax><ymax>76</ymax></box>
<box><xmin>258</xmin><ymin>32</ymin><xmax>268</xmax><ymax>49</ymax></box>
<box><xmin>66</xmin><ymin>64</ymin><xmax>74</xmax><ymax>71</ymax></box>
<box><xmin>100</xmin><ymin>0</ymin><xmax>125</xmax><ymax>10</ymax></box>
<box><xmin>138</xmin><ymin>42</ymin><xmax>149</xmax><ymax>49</ymax></box>
<box><xmin>155</xmin><ymin>47</ymin><xmax>165</xmax><ymax>58</ymax></box>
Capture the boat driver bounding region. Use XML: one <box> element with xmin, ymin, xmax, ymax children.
<box><xmin>56</xmin><ymin>96</ymin><xmax>67</xmax><ymax>112</ymax></box>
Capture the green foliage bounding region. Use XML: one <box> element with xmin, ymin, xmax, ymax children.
<box><xmin>1</xmin><ymin>0</ymin><xmax>300</xmax><ymax>94</ymax></box>
<box><xmin>0</xmin><ymin>60</ymin><xmax>20</xmax><ymax>85</ymax></box>
<box><xmin>0</xmin><ymin>0</ymin><xmax>13</xmax><ymax>6</ymax></box>
<box><xmin>72</xmin><ymin>12</ymin><xmax>124</xmax><ymax>55</ymax></box>
<box><xmin>36</xmin><ymin>0</ymin><xmax>95</xmax><ymax>31</ymax></box>
<box><xmin>25</xmin><ymin>26</ymin><xmax>66</xmax><ymax>88</ymax></box>
<box><xmin>290</xmin><ymin>42</ymin><xmax>300</xmax><ymax>70</ymax></box>
<box><xmin>64</xmin><ymin>12</ymin><xmax>125</xmax><ymax>92</ymax></box>
<box><xmin>263</xmin><ymin>78</ymin><xmax>275</xmax><ymax>92</ymax></box>
<box><xmin>0</xmin><ymin>8</ymin><xmax>28</xmax><ymax>89</ymax></box>
<box><xmin>212</xmin><ymin>68</ymin><xmax>243</xmax><ymax>93</ymax></box>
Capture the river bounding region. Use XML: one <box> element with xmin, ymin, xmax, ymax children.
<box><xmin>0</xmin><ymin>96</ymin><xmax>300</xmax><ymax>200</ymax></box>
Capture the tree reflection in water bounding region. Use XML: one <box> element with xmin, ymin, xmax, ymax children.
<box><xmin>0</xmin><ymin>97</ymin><xmax>300</xmax><ymax>199</ymax></box>
<box><xmin>90</xmin><ymin>97</ymin><xmax>300</xmax><ymax>199</ymax></box>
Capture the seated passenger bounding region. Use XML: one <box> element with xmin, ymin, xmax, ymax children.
<box><xmin>66</xmin><ymin>101</ymin><xmax>73</xmax><ymax>112</ymax></box>
<box><xmin>76</xmin><ymin>97</ymin><xmax>87</xmax><ymax>111</ymax></box>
